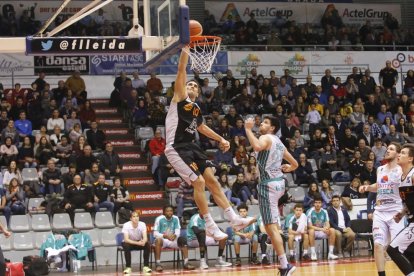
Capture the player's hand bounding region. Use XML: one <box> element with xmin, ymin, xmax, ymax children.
<box><xmin>394</xmin><ymin>212</ymin><xmax>404</xmax><ymax>223</ymax></box>
<box><xmin>359</xmin><ymin>185</ymin><xmax>368</xmax><ymax>193</ymax></box>
<box><xmin>281</xmin><ymin>164</ymin><xmax>293</xmax><ymax>173</ymax></box>
<box><xmin>219</xmin><ymin>138</ymin><xmax>230</xmax><ymax>152</ymax></box>
<box><xmin>244</xmin><ymin>118</ymin><xmax>254</xmax><ymax>130</ymax></box>
<box><xmin>3</xmin><ymin>230</ymin><xmax>11</xmax><ymax>238</ymax></box>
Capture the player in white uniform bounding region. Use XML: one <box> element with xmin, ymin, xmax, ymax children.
<box><xmin>387</xmin><ymin>143</ymin><xmax>414</xmax><ymax>276</ymax></box>
<box><xmin>359</xmin><ymin>142</ymin><xmax>404</xmax><ymax>276</ymax></box>
<box><xmin>245</xmin><ymin>116</ymin><xmax>298</xmax><ymax>276</ymax></box>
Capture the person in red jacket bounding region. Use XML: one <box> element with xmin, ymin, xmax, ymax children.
<box><xmin>149</xmin><ymin>129</ymin><xmax>166</xmax><ymax>174</ymax></box>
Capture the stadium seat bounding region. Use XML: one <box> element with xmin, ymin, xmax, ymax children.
<box><xmin>284</xmin><ymin>173</ymin><xmax>295</xmax><ymax>187</ymax></box>
<box><xmin>52</xmin><ymin>213</ymin><xmax>73</xmax><ymax>230</ymax></box>
<box><xmin>13</xmin><ymin>232</ymin><xmax>34</xmax><ymax>250</ymax></box>
<box><xmin>136</xmin><ymin>127</ymin><xmax>154</xmax><ymax>140</ymax></box>
<box><xmin>22</xmin><ymin>168</ymin><xmax>39</xmax><ymax>182</ymax></box>
<box><xmin>74</xmin><ymin>212</ymin><xmax>94</xmax><ymax>230</ymax></box>
<box><xmin>156</xmin><ymin>126</ymin><xmax>166</xmax><ymax>139</ymax></box>
<box><xmin>83</xmin><ymin>229</ymin><xmax>101</xmax><ymax>247</ymax></box>
<box><xmin>34</xmin><ymin>231</ymin><xmax>52</xmax><ymax>249</ymax></box>
<box><xmin>0</xmin><ymin>232</ymin><xmax>11</xmax><ymax>251</ymax></box>
<box><xmin>116</xmin><ymin>232</ymin><xmax>125</xmax><ymax>271</ymax></box>
<box><xmin>209</xmin><ymin>206</ymin><xmax>225</xmax><ymax>223</ymax></box>
<box><xmin>283</xmin><ymin>203</ymin><xmax>296</xmax><ymax>217</ymax></box>
<box><xmin>60</xmin><ymin>166</ymin><xmax>69</xmax><ymax>174</ymax></box>
<box><xmin>10</xmin><ymin>215</ymin><xmax>30</xmax><ymax>232</ymax></box>
<box><xmin>289</xmin><ymin>187</ymin><xmax>306</xmax><ymax>203</ymax></box>
<box><xmin>31</xmin><ymin>214</ymin><xmax>51</xmax><ymax>231</ymax></box>
<box><xmin>94</xmin><ymin>211</ymin><xmax>115</xmax><ymax>229</ymax></box>
<box><xmin>100</xmin><ymin>228</ymin><xmax>119</xmax><ymax>246</ymax></box>
<box><xmin>28</xmin><ymin>197</ymin><xmax>45</xmax><ymax>214</ymax></box>
<box><xmin>248</xmin><ymin>205</ymin><xmax>260</xmax><ymax>217</ymax></box>
<box><xmin>308</xmin><ymin>158</ymin><xmax>318</xmax><ymax>171</ymax></box>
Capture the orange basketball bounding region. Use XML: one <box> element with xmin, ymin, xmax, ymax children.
<box><xmin>189</xmin><ymin>20</ymin><xmax>203</xmax><ymax>36</ymax></box>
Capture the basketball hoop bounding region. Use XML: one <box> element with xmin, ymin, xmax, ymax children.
<box><xmin>182</xmin><ymin>36</ymin><xmax>222</xmax><ymax>73</ymax></box>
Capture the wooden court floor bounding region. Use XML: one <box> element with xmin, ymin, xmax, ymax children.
<box><xmin>49</xmin><ymin>257</ymin><xmax>404</xmax><ymax>275</ymax></box>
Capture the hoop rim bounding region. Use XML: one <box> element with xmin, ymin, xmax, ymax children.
<box><xmin>188</xmin><ymin>35</ymin><xmax>222</xmax><ymax>47</ymax></box>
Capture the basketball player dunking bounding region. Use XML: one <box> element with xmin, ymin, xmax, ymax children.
<box><xmin>245</xmin><ymin>116</ymin><xmax>298</xmax><ymax>276</ymax></box>
<box><xmin>164</xmin><ymin>48</ymin><xmax>254</xmax><ymax>240</ymax></box>
<box><xmin>387</xmin><ymin>143</ymin><xmax>414</xmax><ymax>276</ymax></box>
<box><xmin>359</xmin><ymin>142</ymin><xmax>404</xmax><ymax>276</ymax></box>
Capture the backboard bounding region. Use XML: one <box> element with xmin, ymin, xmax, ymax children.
<box><xmin>142</xmin><ymin>0</ymin><xmax>190</xmax><ymax>71</ymax></box>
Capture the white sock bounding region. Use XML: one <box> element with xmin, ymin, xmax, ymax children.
<box><xmin>407</xmin><ymin>273</ymin><xmax>414</xmax><ymax>276</ymax></box>
<box><xmin>224</xmin><ymin>206</ymin><xmax>237</xmax><ymax>221</ymax></box>
<box><xmin>278</xmin><ymin>254</ymin><xmax>288</xmax><ymax>269</ymax></box>
<box><xmin>200</xmin><ymin>258</ymin><xmax>205</xmax><ymax>262</ymax></box>
<box><xmin>262</xmin><ymin>253</ymin><xmax>267</xmax><ymax>258</ymax></box>
<box><xmin>204</xmin><ymin>213</ymin><xmax>216</xmax><ymax>228</ymax></box>
<box><xmin>184</xmin><ymin>258</ymin><xmax>188</xmax><ymax>264</ymax></box>
<box><xmin>289</xmin><ymin>250</ymin><xmax>294</xmax><ymax>255</ymax></box>
<box><xmin>329</xmin><ymin>245</ymin><xmax>334</xmax><ymax>254</ymax></box>
<box><xmin>303</xmin><ymin>249</ymin><xmax>308</xmax><ymax>254</ymax></box>
<box><xmin>156</xmin><ymin>260</ymin><xmax>161</xmax><ymax>264</ymax></box>
<box><xmin>310</xmin><ymin>247</ymin><xmax>316</xmax><ymax>254</ymax></box>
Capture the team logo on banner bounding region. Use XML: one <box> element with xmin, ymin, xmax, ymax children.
<box><xmin>124</xmin><ymin>178</ymin><xmax>154</xmax><ymax>186</ymax></box>
<box><xmin>284</xmin><ymin>53</ymin><xmax>306</xmax><ymax>74</ymax></box>
<box><xmin>236</xmin><ymin>53</ymin><xmax>260</xmax><ymax>75</ymax></box>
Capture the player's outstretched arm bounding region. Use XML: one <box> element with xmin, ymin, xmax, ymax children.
<box><xmin>244</xmin><ymin>118</ymin><xmax>269</xmax><ymax>152</ymax></box>
<box><xmin>173</xmin><ymin>48</ymin><xmax>190</xmax><ymax>102</ymax></box>
<box><xmin>197</xmin><ymin>124</ymin><xmax>230</xmax><ymax>152</ymax></box>
<box><xmin>282</xmin><ymin>150</ymin><xmax>299</xmax><ymax>173</ymax></box>
<box><xmin>359</xmin><ymin>183</ymin><xmax>378</xmax><ymax>193</ymax></box>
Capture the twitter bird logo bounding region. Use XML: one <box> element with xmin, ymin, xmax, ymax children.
<box><xmin>41</xmin><ymin>40</ymin><xmax>53</xmax><ymax>51</ymax></box>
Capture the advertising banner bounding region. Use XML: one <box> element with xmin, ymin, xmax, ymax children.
<box><xmin>205</xmin><ymin>1</ymin><xmax>401</xmax><ymax>26</ymax></box>
<box><xmin>34</xmin><ymin>56</ymin><xmax>89</xmax><ymax>75</ymax></box>
<box><xmin>90</xmin><ymin>54</ymin><xmax>145</xmax><ymax>75</ymax></box>
<box><xmin>0</xmin><ymin>54</ymin><xmax>34</xmax><ymax>76</ymax></box>
<box><xmin>228</xmin><ymin>51</ymin><xmax>412</xmax><ymax>83</ymax></box>
<box><xmin>0</xmin><ymin>1</ymin><xmax>135</xmax><ymax>24</ymax></box>
<box><xmin>26</xmin><ymin>37</ymin><xmax>142</xmax><ymax>55</ymax></box>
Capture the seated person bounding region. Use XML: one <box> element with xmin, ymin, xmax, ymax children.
<box><xmin>55</xmin><ymin>136</ymin><xmax>72</xmax><ymax>167</ymax></box>
<box><xmin>232</xmin><ymin>172</ymin><xmax>258</xmax><ymax>205</ymax></box>
<box><xmin>187</xmin><ymin>212</ymin><xmax>232</xmax><ymax>269</ymax></box>
<box><xmin>327</xmin><ymin>195</ymin><xmax>356</xmax><ymax>258</ymax></box>
<box><xmin>99</xmin><ymin>142</ymin><xmax>122</xmax><ymax>177</ymax></box>
<box><xmin>110</xmin><ymin>177</ymin><xmax>133</xmax><ymax>214</ymax></box>
<box><xmin>295</xmin><ymin>153</ymin><xmax>316</xmax><ymax>185</ymax></box>
<box><xmin>18</xmin><ymin>136</ymin><xmax>37</xmax><ymax>168</ymax></box>
<box><xmin>93</xmin><ymin>174</ymin><xmax>114</xmax><ymax>213</ymax></box>
<box><xmin>61</xmin><ymin>174</ymin><xmax>95</xmax><ymax>223</ymax></box>
<box><xmin>306</xmin><ymin>195</ymin><xmax>338</xmax><ymax>261</ymax></box>
<box><xmin>303</xmin><ymin>183</ymin><xmax>321</xmax><ymax>210</ymax></box>
<box><xmin>153</xmin><ymin>205</ymin><xmax>195</xmax><ymax>272</ymax></box>
<box><xmin>42</xmin><ymin>159</ymin><xmax>62</xmax><ymax>195</ymax></box>
<box><xmin>176</xmin><ymin>181</ymin><xmax>195</xmax><ymax>218</ymax></box>
<box><xmin>0</xmin><ymin>137</ymin><xmax>18</xmax><ymax>166</ymax></box>
<box><xmin>341</xmin><ymin>177</ymin><xmax>365</xmax><ymax>210</ymax></box>
<box><xmin>35</xmin><ymin>136</ymin><xmax>55</xmax><ymax>165</ymax></box>
<box><xmin>287</xmin><ymin>204</ymin><xmax>310</xmax><ymax>262</ymax></box>
<box><xmin>121</xmin><ymin>211</ymin><xmax>152</xmax><ymax>274</ymax></box>
<box><xmin>76</xmin><ymin>145</ymin><xmax>97</xmax><ymax>175</ymax></box>
<box><xmin>233</xmin><ymin>204</ymin><xmax>259</xmax><ymax>266</ymax></box>
<box><xmin>84</xmin><ymin>162</ymin><xmax>101</xmax><ymax>185</ymax></box>
<box><xmin>6</xmin><ymin>178</ymin><xmax>26</xmax><ymax>216</ymax></box>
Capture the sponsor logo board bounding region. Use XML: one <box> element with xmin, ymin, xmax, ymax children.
<box><xmin>122</xmin><ymin>165</ymin><xmax>148</xmax><ymax>171</ymax></box>
<box><xmin>119</xmin><ymin>153</ymin><xmax>141</xmax><ymax>159</ymax></box>
<box><xmin>130</xmin><ymin>192</ymin><xmax>164</xmax><ymax>201</ymax></box>
<box><xmin>136</xmin><ymin>208</ymin><xmax>163</xmax><ymax>217</ymax></box>
<box><xmin>111</xmin><ymin>140</ymin><xmax>134</xmax><ymax>146</ymax></box>
<box><xmin>124</xmin><ymin>178</ymin><xmax>154</xmax><ymax>186</ymax></box>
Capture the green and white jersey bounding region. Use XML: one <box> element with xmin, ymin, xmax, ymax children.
<box><xmin>306</xmin><ymin>207</ymin><xmax>329</xmax><ymax>228</ymax></box>
<box><xmin>186</xmin><ymin>214</ymin><xmax>205</xmax><ymax>241</ymax></box>
<box><xmin>154</xmin><ymin>215</ymin><xmax>181</xmax><ymax>238</ymax></box>
<box><xmin>288</xmin><ymin>213</ymin><xmax>307</xmax><ymax>232</ymax></box>
<box><xmin>256</xmin><ymin>134</ymin><xmax>285</xmax><ymax>182</ymax></box>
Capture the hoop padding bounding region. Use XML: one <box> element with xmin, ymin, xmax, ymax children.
<box><xmin>182</xmin><ymin>36</ymin><xmax>221</xmax><ymax>73</ymax></box>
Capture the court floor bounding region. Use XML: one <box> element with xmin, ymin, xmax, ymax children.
<box><xmin>49</xmin><ymin>257</ymin><xmax>404</xmax><ymax>275</ymax></box>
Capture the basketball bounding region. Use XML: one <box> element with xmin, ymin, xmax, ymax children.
<box><xmin>189</xmin><ymin>20</ymin><xmax>203</xmax><ymax>36</ymax></box>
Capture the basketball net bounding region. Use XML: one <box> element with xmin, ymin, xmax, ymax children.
<box><xmin>182</xmin><ymin>36</ymin><xmax>221</xmax><ymax>73</ymax></box>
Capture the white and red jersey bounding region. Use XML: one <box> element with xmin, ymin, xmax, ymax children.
<box><xmin>375</xmin><ymin>164</ymin><xmax>403</xmax><ymax>213</ymax></box>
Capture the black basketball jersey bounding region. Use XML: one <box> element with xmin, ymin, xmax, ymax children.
<box><xmin>399</xmin><ymin>167</ymin><xmax>414</xmax><ymax>218</ymax></box>
<box><xmin>165</xmin><ymin>97</ymin><xmax>203</xmax><ymax>145</ymax></box>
